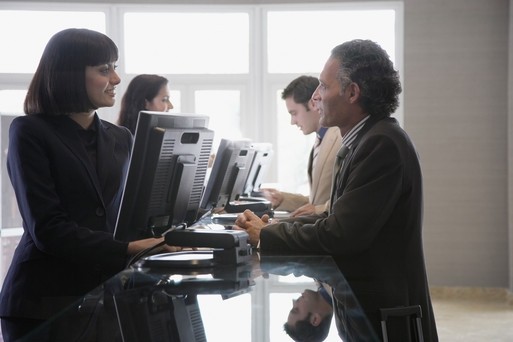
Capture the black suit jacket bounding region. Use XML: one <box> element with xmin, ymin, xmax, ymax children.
<box><xmin>0</xmin><ymin>114</ymin><xmax>132</xmax><ymax>319</ymax></box>
<box><xmin>260</xmin><ymin>117</ymin><xmax>438</xmax><ymax>341</ymax></box>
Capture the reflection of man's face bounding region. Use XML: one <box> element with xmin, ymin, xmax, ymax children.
<box><xmin>287</xmin><ymin>289</ymin><xmax>319</xmax><ymax>326</ymax></box>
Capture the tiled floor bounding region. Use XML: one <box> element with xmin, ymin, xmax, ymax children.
<box><xmin>431</xmin><ymin>287</ymin><xmax>513</xmax><ymax>341</ymax></box>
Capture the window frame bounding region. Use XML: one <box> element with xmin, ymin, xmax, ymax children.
<box><xmin>0</xmin><ymin>3</ymin><xmax>403</xmax><ymax>341</ymax></box>
<box><xmin>0</xmin><ymin>0</ymin><xmax>404</xmax><ymax>210</ymax></box>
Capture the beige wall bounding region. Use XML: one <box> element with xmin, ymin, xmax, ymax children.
<box><xmin>508</xmin><ymin>0</ymin><xmax>513</xmax><ymax>293</ymax></box>
<box><xmin>1</xmin><ymin>0</ymin><xmax>511</xmax><ymax>290</ymax></box>
<box><xmin>404</xmin><ymin>0</ymin><xmax>510</xmax><ymax>289</ymax></box>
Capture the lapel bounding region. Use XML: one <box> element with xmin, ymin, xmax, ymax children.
<box><xmin>95</xmin><ymin>119</ymin><xmax>116</xmax><ymax>195</ymax></box>
<box><xmin>336</xmin><ymin>116</ymin><xmax>383</xmax><ymax>194</ymax></box>
<box><xmin>49</xmin><ymin>115</ymin><xmax>105</xmax><ymax>206</ymax></box>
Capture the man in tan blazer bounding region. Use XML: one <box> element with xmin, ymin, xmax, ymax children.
<box><xmin>262</xmin><ymin>76</ymin><xmax>342</xmax><ymax>217</ymax></box>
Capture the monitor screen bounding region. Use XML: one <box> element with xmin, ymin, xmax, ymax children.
<box><xmin>114</xmin><ymin>111</ymin><xmax>214</xmax><ymax>242</ymax></box>
<box><xmin>242</xmin><ymin>142</ymin><xmax>273</xmax><ymax>197</ymax></box>
<box><xmin>113</xmin><ymin>289</ymin><xmax>207</xmax><ymax>342</ymax></box>
<box><xmin>199</xmin><ymin>138</ymin><xmax>255</xmax><ymax>212</ymax></box>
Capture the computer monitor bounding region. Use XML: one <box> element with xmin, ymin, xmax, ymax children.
<box><xmin>112</xmin><ymin>268</ymin><xmax>251</xmax><ymax>341</ymax></box>
<box><xmin>113</xmin><ymin>289</ymin><xmax>207</xmax><ymax>342</ymax></box>
<box><xmin>199</xmin><ymin>138</ymin><xmax>255</xmax><ymax>212</ymax></box>
<box><xmin>242</xmin><ymin>142</ymin><xmax>273</xmax><ymax>197</ymax></box>
<box><xmin>114</xmin><ymin>111</ymin><xmax>214</xmax><ymax>242</ymax></box>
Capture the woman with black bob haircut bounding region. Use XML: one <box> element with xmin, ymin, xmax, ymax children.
<box><xmin>0</xmin><ymin>28</ymin><xmax>175</xmax><ymax>341</ymax></box>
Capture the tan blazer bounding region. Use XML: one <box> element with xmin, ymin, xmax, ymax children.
<box><xmin>277</xmin><ymin>127</ymin><xmax>342</xmax><ymax>213</ymax></box>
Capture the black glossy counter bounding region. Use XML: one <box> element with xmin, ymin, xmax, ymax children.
<box><xmin>22</xmin><ymin>252</ymin><xmax>379</xmax><ymax>341</ymax></box>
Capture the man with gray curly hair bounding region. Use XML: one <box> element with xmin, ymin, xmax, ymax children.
<box><xmin>235</xmin><ymin>39</ymin><xmax>439</xmax><ymax>341</ymax></box>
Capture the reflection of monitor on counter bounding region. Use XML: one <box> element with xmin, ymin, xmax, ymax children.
<box><xmin>113</xmin><ymin>265</ymin><xmax>253</xmax><ymax>342</ymax></box>
<box><xmin>113</xmin><ymin>289</ymin><xmax>206</xmax><ymax>342</ymax></box>
<box><xmin>114</xmin><ymin>111</ymin><xmax>214</xmax><ymax>242</ymax></box>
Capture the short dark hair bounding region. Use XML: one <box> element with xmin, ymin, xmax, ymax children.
<box><xmin>117</xmin><ymin>74</ymin><xmax>169</xmax><ymax>134</ymax></box>
<box><xmin>283</xmin><ymin>312</ymin><xmax>332</xmax><ymax>342</ymax></box>
<box><xmin>331</xmin><ymin>39</ymin><xmax>402</xmax><ymax>118</ymax></box>
<box><xmin>24</xmin><ymin>28</ymin><xmax>119</xmax><ymax>116</ymax></box>
<box><xmin>281</xmin><ymin>75</ymin><xmax>320</xmax><ymax>111</ymax></box>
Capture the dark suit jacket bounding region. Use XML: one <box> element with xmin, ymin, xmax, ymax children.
<box><xmin>260</xmin><ymin>117</ymin><xmax>438</xmax><ymax>341</ymax></box>
<box><xmin>0</xmin><ymin>114</ymin><xmax>132</xmax><ymax>319</ymax></box>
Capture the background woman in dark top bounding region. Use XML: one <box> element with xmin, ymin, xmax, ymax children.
<box><xmin>117</xmin><ymin>74</ymin><xmax>173</xmax><ymax>134</ymax></box>
<box><xmin>0</xmin><ymin>28</ymin><xmax>175</xmax><ymax>341</ymax></box>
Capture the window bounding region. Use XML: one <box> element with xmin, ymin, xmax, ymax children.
<box><xmin>124</xmin><ymin>12</ymin><xmax>250</xmax><ymax>74</ymax></box>
<box><xmin>0</xmin><ymin>90</ymin><xmax>25</xmax><ymax>115</ymax></box>
<box><xmin>0</xmin><ymin>0</ymin><xmax>402</xmax><ymax>292</ymax></box>
<box><xmin>0</xmin><ymin>2</ymin><xmax>403</xmax><ymax>338</ymax></box>
<box><xmin>266</xmin><ymin>9</ymin><xmax>397</xmax><ymax>73</ymax></box>
<box><xmin>195</xmin><ymin>89</ymin><xmax>243</xmax><ymax>149</ymax></box>
<box><xmin>0</xmin><ymin>10</ymin><xmax>106</xmax><ymax>73</ymax></box>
